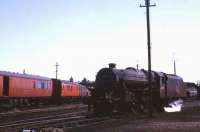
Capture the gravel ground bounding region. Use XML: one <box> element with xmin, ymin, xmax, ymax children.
<box><xmin>68</xmin><ymin>113</ymin><xmax>200</xmax><ymax>132</ymax></box>
<box><xmin>66</xmin><ymin>100</ymin><xmax>200</xmax><ymax>132</ymax></box>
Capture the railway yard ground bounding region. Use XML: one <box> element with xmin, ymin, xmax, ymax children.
<box><xmin>68</xmin><ymin>99</ymin><xmax>200</xmax><ymax>132</ymax></box>
<box><xmin>0</xmin><ymin>103</ymin><xmax>88</xmax><ymax>131</ymax></box>
<box><xmin>1</xmin><ymin>100</ymin><xmax>200</xmax><ymax>132</ymax></box>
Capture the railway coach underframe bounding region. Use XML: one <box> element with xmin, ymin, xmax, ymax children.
<box><xmin>0</xmin><ymin>97</ymin><xmax>52</xmax><ymax>110</ymax></box>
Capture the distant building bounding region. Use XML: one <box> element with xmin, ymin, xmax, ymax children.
<box><xmin>185</xmin><ymin>82</ymin><xmax>198</xmax><ymax>98</ymax></box>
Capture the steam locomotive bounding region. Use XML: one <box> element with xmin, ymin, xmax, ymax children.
<box><xmin>0</xmin><ymin>71</ymin><xmax>90</xmax><ymax>108</ymax></box>
<box><xmin>92</xmin><ymin>63</ymin><xmax>186</xmax><ymax>115</ymax></box>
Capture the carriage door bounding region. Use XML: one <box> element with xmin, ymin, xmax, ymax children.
<box><xmin>3</xmin><ymin>76</ymin><xmax>9</xmax><ymax>96</ymax></box>
<box><xmin>52</xmin><ymin>79</ymin><xmax>61</xmax><ymax>98</ymax></box>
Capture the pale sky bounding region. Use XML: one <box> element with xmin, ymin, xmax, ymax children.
<box><xmin>0</xmin><ymin>0</ymin><xmax>200</xmax><ymax>82</ymax></box>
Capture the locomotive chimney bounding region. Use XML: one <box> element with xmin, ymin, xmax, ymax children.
<box><xmin>109</xmin><ymin>63</ymin><xmax>116</xmax><ymax>69</ymax></box>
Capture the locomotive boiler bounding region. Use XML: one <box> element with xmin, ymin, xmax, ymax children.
<box><xmin>92</xmin><ymin>63</ymin><xmax>186</xmax><ymax>115</ymax></box>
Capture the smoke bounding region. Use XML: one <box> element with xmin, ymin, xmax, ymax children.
<box><xmin>164</xmin><ymin>99</ymin><xmax>183</xmax><ymax>113</ymax></box>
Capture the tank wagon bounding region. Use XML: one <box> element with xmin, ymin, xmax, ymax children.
<box><xmin>0</xmin><ymin>71</ymin><xmax>90</xmax><ymax>108</ymax></box>
<box><xmin>92</xmin><ymin>63</ymin><xmax>186</xmax><ymax>115</ymax></box>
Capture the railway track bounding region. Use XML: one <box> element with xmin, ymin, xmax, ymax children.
<box><xmin>0</xmin><ymin>104</ymin><xmax>87</xmax><ymax>116</ymax></box>
<box><xmin>1</xmin><ymin>99</ymin><xmax>199</xmax><ymax>131</ymax></box>
<box><xmin>40</xmin><ymin>116</ymin><xmax>112</xmax><ymax>131</ymax></box>
<box><xmin>0</xmin><ymin>106</ymin><xmax>119</xmax><ymax>132</ymax></box>
<box><xmin>0</xmin><ymin>104</ymin><xmax>87</xmax><ymax>124</ymax></box>
<box><xmin>0</xmin><ymin>104</ymin><xmax>89</xmax><ymax>131</ymax></box>
<box><xmin>0</xmin><ymin>111</ymin><xmax>114</xmax><ymax>132</ymax></box>
<box><xmin>0</xmin><ymin>111</ymin><xmax>89</xmax><ymax>131</ymax></box>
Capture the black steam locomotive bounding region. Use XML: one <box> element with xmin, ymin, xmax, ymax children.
<box><xmin>92</xmin><ymin>63</ymin><xmax>186</xmax><ymax>115</ymax></box>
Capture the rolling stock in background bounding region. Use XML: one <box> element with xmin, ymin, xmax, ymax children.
<box><xmin>0</xmin><ymin>71</ymin><xmax>90</xmax><ymax>108</ymax></box>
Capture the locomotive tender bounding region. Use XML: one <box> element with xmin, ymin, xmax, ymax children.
<box><xmin>0</xmin><ymin>71</ymin><xmax>90</xmax><ymax>108</ymax></box>
<box><xmin>92</xmin><ymin>63</ymin><xmax>186</xmax><ymax>115</ymax></box>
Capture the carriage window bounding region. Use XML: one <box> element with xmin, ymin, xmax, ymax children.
<box><xmin>41</xmin><ymin>82</ymin><xmax>45</xmax><ymax>89</ymax></box>
<box><xmin>45</xmin><ymin>82</ymin><xmax>48</xmax><ymax>89</ymax></box>
<box><xmin>36</xmin><ymin>82</ymin><xmax>40</xmax><ymax>88</ymax></box>
<box><xmin>34</xmin><ymin>81</ymin><xmax>48</xmax><ymax>89</ymax></box>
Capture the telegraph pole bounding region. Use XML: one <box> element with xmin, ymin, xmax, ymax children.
<box><xmin>174</xmin><ymin>60</ymin><xmax>176</xmax><ymax>75</ymax></box>
<box><xmin>140</xmin><ymin>0</ymin><xmax>156</xmax><ymax>117</ymax></box>
<box><xmin>55</xmin><ymin>62</ymin><xmax>59</xmax><ymax>79</ymax></box>
<box><xmin>172</xmin><ymin>53</ymin><xmax>176</xmax><ymax>75</ymax></box>
<box><xmin>136</xmin><ymin>60</ymin><xmax>139</xmax><ymax>70</ymax></box>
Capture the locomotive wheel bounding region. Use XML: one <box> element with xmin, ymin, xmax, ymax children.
<box><xmin>137</xmin><ymin>96</ymin><xmax>148</xmax><ymax>113</ymax></box>
<box><xmin>110</xmin><ymin>90</ymin><xmax>122</xmax><ymax>102</ymax></box>
<box><xmin>129</xmin><ymin>102</ymin><xmax>137</xmax><ymax>114</ymax></box>
<box><xmin>139</xmin><ymin>103</ymin><xmax>148</xmax><ymax>113</ymax></box>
